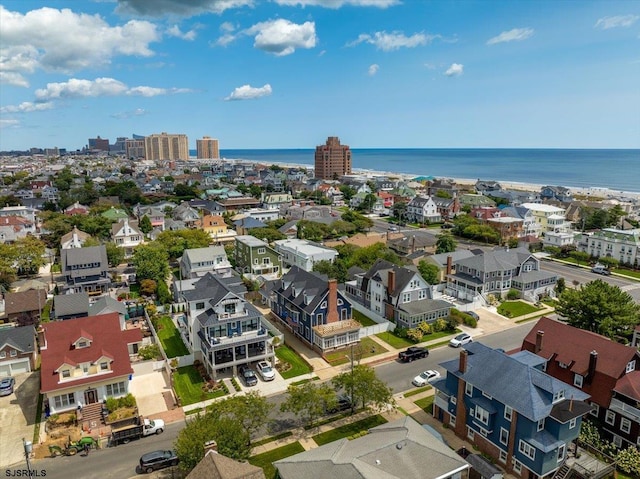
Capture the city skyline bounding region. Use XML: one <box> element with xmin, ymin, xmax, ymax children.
<box><xmin>1</xmin><ymin>0</ymin><xmax>639</xmax><ymax>151</ymax></box>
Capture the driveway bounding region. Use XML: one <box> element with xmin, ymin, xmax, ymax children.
<box><xmin>0</xmin><ymin>372</ymin><xmax>40</xmax><ymax>467</ymax></box>
<box><xmin>129</xmin><ymin>361</ymin><xmax>172</xmax><ymax>417</ymax></box>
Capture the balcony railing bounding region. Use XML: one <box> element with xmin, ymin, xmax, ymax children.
<box><xmin>313</xmin><ymin>319</ymin><xmax>360</xmax><ymax>337</ymax></box>
<box><xmin>609</xmin><ymin>398</ymin><xmax>640</xmax><ymax>421</ymax></box>
<box><xmin>201</xmin><ymin>328</ymin><xmax>268</xmax><ymax>349</ymax></box>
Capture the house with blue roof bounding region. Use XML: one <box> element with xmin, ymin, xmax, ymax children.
<box><xmin>432</xmin><ymin>342</ymin><xmax>592</xmax><ymax>479</ymax></box>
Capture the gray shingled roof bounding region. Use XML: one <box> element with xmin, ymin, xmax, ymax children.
<box><xmin>182</xmin><ymin>273</ymin><xmax>247</xmax><ymax>302</ymax></box>
<box><xmin>438</xmin><ymin>342</ymin><xmax>589</xmax><ymax>422</ymax></box>
<box><xmin>183</xmin><ymin>246</ymin><xmax>227</xmax><ymax>264</ymax></box>
<box><xmin>452</xmin><ymin>247</ymin><xmax>532</xmax><ymax>274</ymax></box>
<box><xmin>61</xmin><ymin>245</ymin><xmax>108</xmax><ymax>271</ymax></box>
<box><xmin>53</xmin><ymin>293</ymin><xmax>89</xmax><ymax>317</ymax></box>
<box><xmin>88</xmin><ymin>296</ymin><xmax>126</xmax><ymax>316</ymax></box>
<box><xmin>274</xmin><ymin>266</ymin><xmax>333</xmax><ymax>315</ymax></box>
<box><xmin>274</xmin><ymin>416</ymin><xmax>469</xmax><ymax>479</ymax></box>
<box><xmin>0</xmin><ymin>325</ymin><xmax>36</xmax><ymax>353</ymax></box>
<box><xmin>399</xmin><ymin>299</ymin><xmax>453</xmax><ymax>315</ymax></box>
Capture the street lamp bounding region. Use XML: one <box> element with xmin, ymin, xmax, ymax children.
<box><xmin>23</xmin><ymin>438</ymin><xmax>33</xmax><ymax>475</ymax></box>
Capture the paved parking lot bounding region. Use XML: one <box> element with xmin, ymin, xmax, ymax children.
<box><xmin>0</xmin><ymin>372</ymin><xmax>39</xmax><ymax>468</ymax></box>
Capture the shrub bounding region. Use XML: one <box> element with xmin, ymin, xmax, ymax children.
<box><xmin>462</xmin><ymin>315</ymin><xmax>477</xmax><ymax>328</ymax></box>
<box><xmin>406</xmin><ymin>328</ymin><xmax>423</xmax><ymax>342</ymax></box>
<box><xmin>418</xmin><ymin>321</ymin><xmax>431</xmax><ymax>335</ymax></box>
<box><xmin>394</xmin><ymin>327</ymin><xmax>408</xmax><ymax>338</ymax></box>
<box><xmin>506</xmin><ymin>289</ymin><xmax>519</xmax><ymax>300</ymax></box>
<box><xmin>138</xmin><ymin>344</ymin><xmax>161</xmax><ymax>360</ymax></box>
<box><xmin>432</xmin><ymin>318</ymin><xmax>448</xmax><ymax>333</ymax></box>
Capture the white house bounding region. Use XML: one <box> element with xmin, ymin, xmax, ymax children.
<box><xmin>273</xmin><ymin>239</ymin><xmax>339</xmax><ymax>272</ymax></box>
<box><xmin>407</xmin><ymin>196</ymin><xmax>441</xmax><ymax>223</ymax></box>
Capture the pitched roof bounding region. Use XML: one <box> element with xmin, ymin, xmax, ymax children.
<box><xmin>40</xmin><ymin>312</ymin><xmax>141</xmax><ymax>393</ymax></box>
<box><xmin>54</xmin><ymin>293</ymin><xmax>90</xmax><ymax>317</ymax></box>
<box><xmin>0</xmin><ymin>325</ymin><xmax>36</xmax><ymax>353</ymax></box>
<box><xmin>4</xmin><ymin>289</ymin><xmax>47</xmax><ymax>315</ymax></box>
<box><xmin>613</xmin><ymin>371</ymin><xmax>640</xmax><ymax>401</ymax></box>
<box><xmin>88</xmin><ymin>296</ymin><xmax>127</xmax><ymax>316</ymax></box>
<box><xmin>275</xmin><ymin>266</ymin><xmax>333</xmax><ymax>314</ymax></box>
<box><xmin>61</xmin><ymin>245</ymin><xmax>108</xmax><ymax>272</ymax></box>
<box><xmin>439</xmin><ymin>342</ymin><xmax>589</xmax><ymax>422</ymax></box>
<box><xmin>522</xmin><ymin>317</ymin><xmax>639</xmax><ymax>378</ymax></box>
<box><xmin>274</xmin><ymin>416</ymin><xmax>469</xmax><ymax>479</ymax></box>
<box><xmin>186</xmin><ymin>450</ymin><xmax>265</xmax><ymax>479</ymax></box>
<box><xmin>452</xmin><ymin>247</ymin><xmax>532</xmax><ymax>274</ymax></box>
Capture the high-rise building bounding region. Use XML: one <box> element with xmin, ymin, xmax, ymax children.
<box><xmin>88</xmin><ymin>136</ymin><xmax>109</xmax><ymax>151</ymax></box>
<box><xmin>196</xmin><ymin>136</ymin><xmax>220</xmax><ymax>159</ymax></box>
<box><xmin>125</xmin><ymin>139</ymin><xmax>145</xmax><ymax>159</ymax></box>
<box><xmin>144</xmin><ymin>132</ymin><xmax>189</xmax><ymax>161</ymax></box>
<box><xmin>314</xmin><ymin>136</ymin><xmax>352</xmax><ymax>180</ymax></box>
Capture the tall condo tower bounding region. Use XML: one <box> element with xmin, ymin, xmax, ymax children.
<box><xmin>314</xmin><ymin>136</ymin><xmax>352</xmax><ymax>180</ymax></box>
<box><xmin>144</xmin><ymin>132</ymin><xmax>189</xmax><ymax>161</ymax></box>
<box><xmin>196</xmin><ymin>136</ymin><xmax>220</xmax><ymax>159</ymax></box>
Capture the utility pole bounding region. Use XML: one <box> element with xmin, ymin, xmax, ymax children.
<box><xmin>349</xmin><ymin>343</ymin><xmax>355</xmax><ymax>414</ymax></box>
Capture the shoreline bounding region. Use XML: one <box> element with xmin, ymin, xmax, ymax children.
<box><xmin>220</xmin><ymin>157</ymin><xmax>640</xmax><ymax>200</ymax></box>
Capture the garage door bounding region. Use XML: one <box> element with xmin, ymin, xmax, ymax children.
<box><xmin>10</xmin><ymin>360</ymin><xmax>30</xmax><ymax>375</ymax></box>
<box><xmin>0</xmin><ymin>364</ymin><xmax>11</xmax><ymax>377</ymax></box>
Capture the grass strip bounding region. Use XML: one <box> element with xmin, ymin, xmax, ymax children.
<box><xmin>249</xmin><ymin>441</ymin><xmax>305</xmax><ymax>479</ymax></box>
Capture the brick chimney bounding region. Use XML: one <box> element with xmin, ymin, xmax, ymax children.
<box><xmin>587</xmin><ymin>350</ymin><xmax>598</xmax><ymax>382</ymax></box>
<box><xmin>387</xmin><ymin>270</ymin><xmax>396</xmax><ymax>295</ymax></box>
<box><xmin>37</xmin><ymin>325</ymin><xmax>47</xmax><ymax>350</ymax></box>
<box><xmin>446</xmin><ymin>256</ymin><xmax>453</xmax><ymax>276</ymax></box>
<box><xmin>411</xmin><ymin>235</ymin><xmax>416</xmax><ymax>254</ymax></box>
<box><xmin>535</xmin><ymin>330</ymin><xmax>544</xmax><ymax>354</ymax></box>
<box><xmin>459</xmin><ymin>349</ymin><xmax>468</xmax><ymax>373</ymax></box>
<box><xmin>326</xmin><ymin>279</ymin><xmax>339</xmax><ymax>323</ymax></box>
<box><xmin>203</xmin><ymin>440</ymin><xmax>218</xmax><ymax>454</ymax></box>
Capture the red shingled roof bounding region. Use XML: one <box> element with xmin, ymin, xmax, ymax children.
<box><xmin>40</xmin><ymin>312</ymin><xmax>142</xmax><ymax>394</ymax></box>
<box><xmin>614</xmin><ymin>371</ymin><xmax>640</xmax><ymax>401</ymax></box>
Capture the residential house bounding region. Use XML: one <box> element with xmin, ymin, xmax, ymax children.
<box><xmin>576</xmin><ymin>228</ymin><xmax>640</xmax><ymax>268</ymax></box>
<box><xmin>196</xmin><ymin>214</ymin><xmax>237</xmax><ymax>244</ymax></box>
<box><xmin>388</xmin><ymin>234</ymin><xmax>437</xmax><ymax>257</ymax></box>
<box><xmin>87</xmin><ymin>296</ymin><xmax>127</xmax><ymax>329</ymax></box>
<box><xmin>238</xmin><ymin>208</ymin><xmax>280</xmax><ymax>223</ymax></box>
<box><xmin>540</xmin><ymin>186</ymin><xmax>573</xmax><ymax>203</ymax></box>
<box><xmin>268</xmin><ymin>266</ymin><xmax>359</xmax><ymax>353</ymax></box>
<box><xmin>0</xmin><ymin>205</ymin><xmax>38</xmax><ymax>223</ymax></box>
<box><xmin>458</xmin><ymin>194</ymin><xmax>496</xmax><ymax>209</ymax></box>
<box><xmin>234</xmin><ymin>235</ymin><xmax>282</xmax><ymax>280</ymax></box>
<box><xmin>176</xmin><ymin>273</ymin><xmax>275</xmax><ymax>379</ymax></box>
<box><xmin>445</xmin><ymin>247</ymin><xmax>557</xmax><ymax>303</ymax></box>
<box><xmin>179</xmin><ymin>246</ymin><xmax>232</xmax><ymax>279</ymax></box>
<box><xmin>111</xmin><ymin>219</ymin><xmax>143</xmax><ymax>257</ymax></box>
<box><xmin>64</xmin><ymin>202</ymin><xmax>90</xmax><ymax>216</ymax></box>
<box><xmin>233</xmin><ymin>217</ymin><xmax>268</xmax><ymax>236</ymax></box>
<box><xmin>52</xmin><ymin>292</ymin><xmax>90</xmax><ymax>320</ymax></box>
<box><xmin>2</xmin><ymin>289</ymin><xmax>47</xmax><ymax>326</ymax></box>
<box><xmin>432</xmin><ymin>342</ymin><xmax>591</xmax><ymax>479</ymax></box>
<box><xmin>376</xmin><ymin>191</ymin><xmax>395</xmax><ymax>211</ymax></box>
<box><xmin>273</xmin><ymin>238</ymin><xmax>338</xmax><ymax>272</ymax></box>
<box><xmin>136</xmin><ymin>206</ymin><xmax>165</xmax><ymax>232</ymax></box>
<box><xmin>470</xmin><ymin>207</ymin><xmax>524</xmax><ymax>243</ymax></box>
<box><xmin>101</xmin><ymin>207</ymin><xmax>129</xmax><ymax>222</ymax></box>
<box><xmin>501</xmin><ymin>206</ymin><xmax>541</xmax><ymax>238</ymax></box>
<box><xmin>60</xmin><ymin>245</ymin><xmax>111</xmax><ymax>295</ymax></box>
<box><xmin>407</xmin><ymin>196</ymin><xmax>441</xmax><ymax>224</ymax></box>
<box><xmin>519</xmin><ymin>203</ymin><xmax>569</xmax><ymax>235</ymax></box>
<box><xmin>521</xmin><ymin>317</ymin><xmax>640</xmax><ymax>449</ymax></box>
<box><xmin>421</xmin><ymin>250</ymin><xmax>477</xmax><ymax>284</ymax></box>
<box><xmin>39</xmin><ymin>312</ymin><xmax>142</xmax><ymax>414</ymax></box>
<box><xmin>172</xmin><ymin>201</ymin><xmax>201</xmax><ymax>227</ymax></box>
<box><xmin>346</xmin><ymin>259</ymin><xmax>452</xmax><ymax>329</ymax></box>
<box><xmin>60</xmin><ymin>227</ymin><xmax>92</xmax><ymax>249</ymax></box>
<box><xmin>207</xmin><ymin>197</ymin><xmax>262</xmax><ymax>214</ymax></box>
<box><xmin>475</xmin><ymin>180</ymin><xmax>503</xmax><ymax>195</ymax></box>
<box><xmin>427</xmin><ymin>178</ymin><xmax>460</xmax><ymax>199</ymax></box>
<box><xmin>262</xmin><ymin>193</ymin><xmax>293</xmax><ymax>211</ymax></box>
<box><xmin>186</xmin><ymin>449</ymin><xmax>265</xmax><ymax>479</ymax></box>
<box><xmin>0</xmin><ymin>325</ymin><xmax>37</xmax><ymax>377</ymax></box>
<box><xmin>0</xmin><ymin>215</ymin><xmax>37</xmax><ymax>243</ymax></box>
<box><xmin>433</xmin><ymin>196</ymin><xmax>461</xmax><ymax>220</ymax></box>
<box><xmin>275</xmin><ymin>416</ymin><xmax>470</xmax><ymax>479</ymax></box>
<box><xmin>282</xmin><ymin>204</ymin><xmax>333</xmax><ymax>221</ymax></box>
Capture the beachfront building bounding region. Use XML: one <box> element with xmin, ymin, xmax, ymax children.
<box><xmin>273</xmin><ymin>238</ymin><xmax>338</xmax><ymax>272</ymax></box>
<box><xmin>519</xmin><ymin>203</ymin><xmax>569</xmax><ymax>235</ymax></box>
<box><xmin>314</xmin><ymin>136</ymin><xmax>352</xmax><ymax>180</ymax></box>
<box><xmin>196</xmin><ymin>136</ymin><xmax>219</xmax><ymax>159</ymax></box>
<box><xmin>576</xmin><ymin>228</ymin><xmax>640</xmax><ymax>268</ymax></box>
<box><xmin>144</xmin><ymin>132</ymin><xmax>189</xmax><ymax>161</ymax></box>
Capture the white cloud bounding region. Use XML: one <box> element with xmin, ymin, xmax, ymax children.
<box><xmin>486</xmin><ymin>27</ymin><xmax>534</xmax><ymax>45</ymax></box>
<box><xmin>111</xmin><ymin>108</ymin><xmax>148</xmax><ymax>119</ymax></box>
<box><xmin>116</xmin><ymin>0</ymin><xmax>253</xmax><ymax>16</ymax></box>
<box><xmin>274</xmin><ymin>0</ymin><xmax>399</xmax><ymax>7</ymax></box>
<box><xmin>348</xmin><ymin>31</ymin><xmax>436</xmax><ymax>51</ymax></box>
<box><xmin>244</xmin><ymin>19</ymin><xmax>316</xmax><ymax>56</ymax></box>
<box><xmin>166</xmin><ymin>25</ymin><xmax>197</xmax><ymax>40</ymax></box>
<box><xmin>0</xmin><ymin>119</ymin><xmax>20</xmax><ymax>128</ymax></box>
<box><xmin>32</xmin><ymin>78</ymin><xmax>192</xmax><ymax>100</ymax></box>
<box><xmin>225</xmin><ymin>83</ymin><xmax>272</xmax><ymax>101</ymax></box>
<box><xmin>0</xmin><ymin>101</ymin><xmax>54</xmax><ymax>113</ymax></box>
<box><xmin>0</xmin><ymin>71</ymin><xmax>30</xmax><ymax>87</ymax></box>
<box><xmin>445</xmin><ymin>63</ymin><xmax>463</xmax><ymax>77</ymax></box>
<box><xmin>368</xmin><ymin>64</ymin><xmax>379</xmax><ymax>76</ymax></box>
<box><xmin>0</xmin><ymin>6</ymin><xmax>159</xmax><ymax>86</ymax></box>
<box><xmin>215</xmin><ymin>23</ymin><xmax>238</xmax><ymax>46</ymax></box>
<box><xmin>594</xmin><ymin>14</ymin><xmax>639</xmax><ymax>29</ymax></box>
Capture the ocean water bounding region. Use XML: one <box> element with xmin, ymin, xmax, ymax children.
<box><xmin>193</xmin><ymin>148</ymin><xmax>640</xmax><ymax>193</ymax></box>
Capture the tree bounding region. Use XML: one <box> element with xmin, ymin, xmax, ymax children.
<box><xmin>313</xmin><ymin>260</ymin><xmax>348</xmax><ymax>284</ymax></box>
<box><xmin>436</xmin><ymin>233</ymin><xmax>457</xmax><ymax>254</ymax></box>
<box><xmin>0</xmin><ymin>242</ymin><xmax>18</xmax><ymax>289</ymax></box>
<box><xmin>280</xmin><ymin>382</ymin><xmax>336</xmax><ymax>428</ymax></box>
<box><xmin>597</xmin><ymin>256</ymin><xmax>619</xmax><ymax>270</ymax></box>
<box><xmin>332</xmin><ymin>364</ymin><xmax>395</xmax><ymax>412</ymax></box>
<box><xmin>173</xmin><ymin>183</ymin><xmax>199</xmax><ymax>199</ymax></box>
<box><xmin>208</xmin><ymin>391</ymin><xmax>272</xmax><ymax>444</ymax></box>
<box><xmin>13</xmin><ymin>236</ymin><xmax>46</xmax><ymax>275</ymax></box>
<box><xmin>155</xmin><ymin>229</ymin><xmax>211</xmax><ymax>260</ymax></box>
<box><xmin>417</xmin><ymin>260</ymin><xmax>440</xmax><ymax>285</ymax></box>
<box><xmin>105</xmin><ymin>242</ymin><xmax>125</xmax><ymax>267</ymax></box>
<box><xmin>339</xmin><ymin>185</ymin><xmax>357</xmax><ymax>201</ymax></box>
<box><xmin>555</xmin><ymin>277</ymin><xmax>566</xmax><ymax>296</ymax></box>
<box><xmin>568</xmin><ymin>250</ymin><xmax>590</xmax><ymax>266</ymax></box>
<box><xmin>139</xmin><ymin>215</ymin><xmax>152</xmax><ymax>235</ymax></box>
<box><xmin>139</xmin><ymin>279</ymin><xmax>157</xmax><ymax>296</ymax></box>
<box><xmin>341</xmin><ymin>210</ymin><xmax>373</xmax><ymax>232</ymax></box>
<box><xmin>247</xmin><ymin>227</ymin><xmax>286</xmax><ymax>243</ymax></box>
<box><xmin>556</xmin><ymin>280</ymin><xmax>640</xmax><ymax>339</ymax></box>
<box><xmin>132</xmin><ymin>243</ymin><xmax>170</xmax><ymax>283</ymax></box>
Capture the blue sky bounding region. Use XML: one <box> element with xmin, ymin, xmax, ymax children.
<box><xmin>1</xmin><ymin>0</ymin><xmax>639</xmax><ymax>151</ymax></box>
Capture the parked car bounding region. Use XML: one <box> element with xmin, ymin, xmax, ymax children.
<box><xmin>256</xmin><ymin>361</ymin><xmax>275</xmax><ymax>381</ymax></box>
<box><xmin>0</xmin><ymin>377</ymin><xmax>15</xmax><ymax>396</ymax></box>
<box><xmin>326</xmin><ymin>394</ymin><xmax>352</xmax><ymax>414</ymax></box>
<box><xmin>139</xmin><ymin>450</ymin><xmax>179</xmax><ymax>474</ymax></box>
<box><xmin>239</xmin><ymin>365</ymin><xmax>258</xmax><ymax>387</ymax></box>
<box><xmin>398</xmin><ymin>346</ymin><xmax>429</xmax><ymax>362</ymax></box>
<box><xmin>449</xmin><ymin>333</ymin><xmax>472</xmax><ymax>348</ymax></box>
<box><xmin>467</xmin><ymin>311</ymin><xmax>480</xmax><ymax>321</ymax></box>
<box><xmin>441</xmin><ymin>223</ymin><xmax>454</xmax><ymax>229</ymax></box>
<box><xmin>591</xmin><ymin>264</ymin><xmax>611</xmax><ymax>276</ymax></box>
<box><xmin>388</xmin><ymin>225</ymin><xmax>399</xmax><ymax>232</ymax></box>
<box><xmin>412</xmin><ymin>370</ymin><xmax>441</xmax><ymax>387</ymax></box>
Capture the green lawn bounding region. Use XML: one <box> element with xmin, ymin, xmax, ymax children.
<box><xmin>414</xmin><ymin>395</ymin><xmax>435</xmax><ymax>414</ymax></box>
<box><xmin>324</xmin><ymin>337</ymin><xmax>389</xmax><ymax>366</ymax></box>
<box><xmin>614</xmin><ymin>268</ymin><xmax>640</xmax><ymax>280</ymax></box>
<box><xmin>249</xmin><ymin>441</ymin><xmax>305</xmax><ymax>479</ymax></box>
<box><xmin>497</xmin><ymin>301</ymin><xmax>543</xmax><ymax>318</ymax></box>
<box><xmin>353</xmin><ymin>310</ymin><xmax>377</xmax><ymax>327</ymax></box>
<box><xmin>312</xmin><ymin>414</ymin><xmax>388</xmax><ymax>446</ymax></box>
<box><xmin>275</xmin><ymin>344</ymin><xmax>313</xmax><ymax>379</ymax></box>
<box><xmin>375</xmin><ymin>331</ymin><xmax>415</xmax><ymax>349</ymax></box>
<box><xmin>155</xmin><ymin>315</ymin><xmax>189</xmax><ymax>358</ymax></box>
<box><xmin>173</xmin><ymin>366</ymin><xmax>227</xmax><ymax>406</ymax></box>
<box><xmin>404</xmin><ymin>385</ymin><xmax>432</xmax><ymax>398</ymax></box>
<box><xmin>252</xmin><ymin>431</ymin><xmax>293</xmax><ymax>448</ymax></box>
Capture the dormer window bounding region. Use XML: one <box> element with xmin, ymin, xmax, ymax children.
<box><xmin>100</xmin><ymin>362</ymin><xmax>109</xmax><ymax>371</ymax></box>
<box><xmin>62</xmin><ymin>369</ymin><xmax>71</xmax><ymax>378</ymax></box>
<box><xmin>553</xmin><ymin>389</ymin><xmax>565</xmax><ymax>403</ymax></box>
<box><xmin>626</xmin><ymin>360</ymin><xmax>636</xmax><ymax>373</ymax></box>
<box><xmin>78</xmin><ymin>341</ymin><xmax>87</xmax><ymax>348</ymax></box>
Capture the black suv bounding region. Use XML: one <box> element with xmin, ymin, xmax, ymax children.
<box><xmin>239</xmin><ymin>365</ymin><xmax>258</xmax><ymax>387</ymax></box>
<box><xmin>139</xmin><ymin>450</ymin><xmax>179</xmax><ymax>474</ymax></box>
<box><xmin>326</xmin><ymin>394</ymin><xmax>352</xmax><ymax>414</ymax></box>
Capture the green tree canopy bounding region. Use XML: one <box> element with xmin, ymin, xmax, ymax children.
<box><xmin>132</xmin><ymin>243</ymin><xmax>170</xmax><ymax>283</ymax></box>
<box><xmin>247</xmin><ymin>227</ymin><xmax>286</xmax><ymax>243</ymax></box>
<box><xmin>105</xmin><ymin>242</ymin><xmax>125</xmax><ymax>268</ymax></box>
<box><xmin>155</xmin><ymin>229</ymin><xmax>211</xmax><ymax>260</ymax></box>
<box><xmin>280</xmin><ymin>382</ymin><xmax>336</xmax><ymax>428</ymax></box>
<box><xmin>13</xmin><ymin>236</ymin><xmax>46</xmax><ymax>275</ymax></box>
<box><xmin>138</xmin><ymin>215</ymin><xmax>153</xmax><ymax>234</ymax></box>
<box><xmin>207</xmin><ymin>391</ymin><xmax>272</xmax><ymax>444</ymax></box>
<box><xmin>332</xmin><ymin>364</ymin><xmax>395</xmax><ymax>412</ymax></box>
<box><xmin>556</xmin><ymin>280</ymin><xmax>640</xmax><ymax>339</ymax></box>
<box><xmin>436</xmin><ymin>233</ymin><xmax>457</xmax><ymax>254</ymax></box>
<box><xmin>417</xmin><ymin>260</ymin><xmax>440</xmax><ymax>285</ymax></box>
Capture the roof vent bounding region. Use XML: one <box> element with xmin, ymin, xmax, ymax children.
<box><xmin>375</xmin><ymin>459</ymin><xmax>381</xmax><ymax>465</ymax></box>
